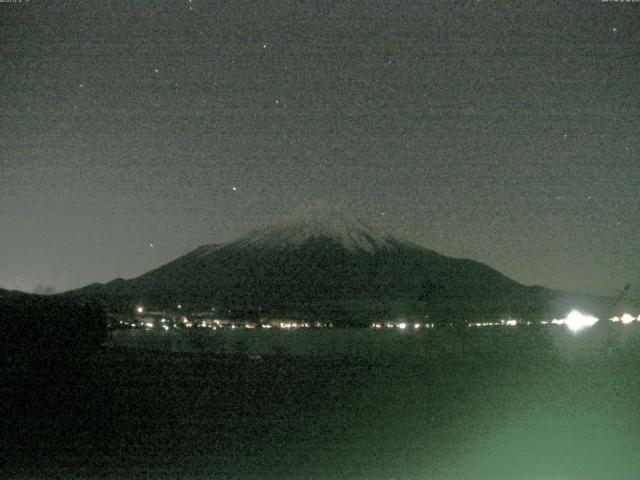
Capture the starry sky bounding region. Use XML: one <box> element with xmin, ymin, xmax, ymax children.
<box><xmin>1</xmin><ymin>0</ymin><xmax>638</xmax><ymax>296</ymax></box>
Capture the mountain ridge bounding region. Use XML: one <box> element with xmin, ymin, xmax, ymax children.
<box><xmin>63</xmin><ymin>213</ymin><xmax>618</xmax><ymax>323</ymax></box>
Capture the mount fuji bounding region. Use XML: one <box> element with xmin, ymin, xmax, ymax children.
<box><xmin>66</xmin><ymin>211</ymin><xmax>609</xmax><ymax>324</ymax></box>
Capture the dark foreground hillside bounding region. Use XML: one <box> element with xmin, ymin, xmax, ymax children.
<box><xmin>0</xmin><ymin>293</ymin><xmax>107</xmax><ymax>417</ymax></box>
<box><xmin>3</xmin><ymin>324</ymin><xmax>640</xmax><ymax>480</ymax></box>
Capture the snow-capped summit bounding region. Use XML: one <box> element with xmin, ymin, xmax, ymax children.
<box><xmin>232</xmin><ymin>209</ymin><xmax>396</xmax><ymax>253</ymax></box>
<box><xmin>195</xmin><ymin>207</ymin><xmax>398</xmax><ymax>256</ymax></box>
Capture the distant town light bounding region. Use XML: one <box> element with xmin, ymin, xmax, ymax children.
<box><xmin>397</xmin><ymin>322</ymin><xmax>407</xmax><ymax>330</ymax></box>
<box><xmin>563</xmin><ymin>310</ymin><xmax>599</xmax><ymax>333</ymax></box>
<box><xmin>136</xmin><ymin>306</ymin><xmax>144</xmax><ymax>314</ymax></box>
<box><xmin>621</xmin><ymin>313</ymin><xmax>636</xmax><ymax>325</ymax></box>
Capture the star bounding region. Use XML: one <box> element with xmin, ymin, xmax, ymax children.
<box><xmin>612</xmin><ymin>27</ymin><xmax>617</xmax><ymax>33</ymax></box>
<box><xmin>154</xmin><ymin>68</ymin><xmax>159</xmax><ymax>74</ymax></box>
<box><xmin>149</xmin><ymin>243</ymin><xmax>154</xmax><ymax>248</ymax></box>
<box><xmin>232</xmin><ymin>186</ymin><xmax>238</xmax><ymax>191</ymax></box>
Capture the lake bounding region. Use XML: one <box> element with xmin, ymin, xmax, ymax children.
<box><xmin>4</xmin><ymin>323</ymin><xmax>640</xmax><ymax>479</ymax></box>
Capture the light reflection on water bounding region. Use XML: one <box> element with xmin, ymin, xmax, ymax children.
<box><xmin>11</xmin><ymin>322</ymin><xmax>640</xmax><ymax>480</ymax></box>
<box><xmin>106</xmin><ymin>323</ymin><xmax>640</xmax><ymax>480</ymax></box>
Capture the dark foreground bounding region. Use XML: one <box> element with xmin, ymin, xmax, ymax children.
<box><xmin>3</xmin><ymin>325</ymin><xmax>640</xmax><ymax>480</ymax></box>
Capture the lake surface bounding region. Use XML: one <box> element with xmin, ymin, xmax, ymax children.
<box><xmin>4</xmin><ymin>324</ymin><xmax>640</xmax><ymax>479</ymax></box>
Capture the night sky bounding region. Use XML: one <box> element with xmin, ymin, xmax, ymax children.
<box><xmin>1</xmin><ymin>0</ymin><xmax>638</xmax><ymax>296</ymax></box>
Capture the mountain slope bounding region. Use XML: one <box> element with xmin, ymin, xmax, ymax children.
<box><xmin>64</xmin><ymin>214</ymin><xmax>610</xmax><ymax>323</ymax></box>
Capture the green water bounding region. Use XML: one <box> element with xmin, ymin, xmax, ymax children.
<box><xmin>4</xmin><ymin>324</ymin><xmax>640</xmax><ymax>479</ymax></box>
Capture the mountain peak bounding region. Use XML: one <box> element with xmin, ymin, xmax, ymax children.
<box><xmin>243</xmin><ymin>212</ymin><xmax>394</xmax><ymax>253</ymax></box>
<box><xmin>200</xmin><ymin>208</ymin><xmax>397</xmax><ymax>254</ymax></box>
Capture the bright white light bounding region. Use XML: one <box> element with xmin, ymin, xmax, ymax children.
<box><xmin>505</xmin><ymin>319</ymin><xmax>517</xmax><ymax>326</ymax></box>
<box><xmin>621</xmin><ymin>313</ymin><xmax>636</xmax><ymax>325</ymax></box>
<box><xmin>414</xmin><ymin>323</ymin><xmax>421</xmax><ymax>329</ymax></box>
<box><xmin>563</xmin><ymin>310</ymin><xmax>599</xmax><ymax>333</ymax></box>
<box><xmin>397</xmin><ymin>323</ymin><xmax>407</xmax><ymax>330</ymax></box>
<box><xmin>136</xmin><ymin>306</ymin><xmax>144</xmax><ymax>314</ymax></box>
